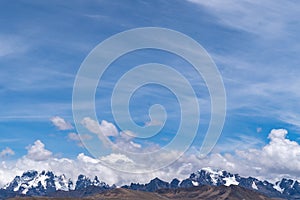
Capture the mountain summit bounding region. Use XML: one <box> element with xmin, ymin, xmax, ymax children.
<box><xmin>2</xmin><ymin>170</ymin><xmax>111</xmax><ymax>198</ymax></box>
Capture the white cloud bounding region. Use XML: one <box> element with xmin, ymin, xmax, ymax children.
<box><xmin>50</xmin><ymin>116</ymin><xmax>73</xmax><ymax>130</ymax></box>
<box><xmin>26</xmin><ymin>140</ymin><xmax>52</xmax><ymax>161</ymax></box>
<box><xmin>81</xmin><ymin>118</ymin><xmax>142</xmax><ymax>151</ymax></box>
<box><xmin>189</xmin><ymin>129</ymin><xmax>300</xmax><ymax>182</ymax></box>
<box><xmin>235</xmin><ymin>129</ymin><xmax>300</xmax><ymax>178</ymax></box>
<box><xmin>101</xmin><ymin>153</ymin><xmax>134</xmax><ymax>164</ymax></box>
<box><xmin>81</xmin><ymin>117</ymin><xmax>118</xmax><ymax>137</ymax></box>
<box><xmin>0</xmin><ymin>147</ymin><xmax>15</xmax><ymax>157</ymax></box>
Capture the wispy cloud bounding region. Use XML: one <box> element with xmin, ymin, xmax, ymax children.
<box><xmin>144</xmin><ymin>119</ymin><xmax>163</xmax><ymax>127</ymax></box>
<box><xmin>205</xmin><ymin>15</ymin><xmax>300</xmax><ymax>129</ymax></box>
<box><xmin>187</xmin><ymin>0</ymin><xmax>300</xmax><ymax>38</ymax></box>
<box><xmin>67</xmin><ymin>132</ymin><xmax>92</xmax><ymax>147</ymax></box>
<box><xmin>0</xmin><ymin>147</ymin><xmax>15</xmax><ymax>158</ymax></box>
<box><xmin>213</xmin><ymin>134</ymin><xmax>264</xmax><ymax>153</ymax></box>
<box><xmin>0</xmin><ymin>34</ymin><xmax>29</xmax><ymax>57</ymax></box>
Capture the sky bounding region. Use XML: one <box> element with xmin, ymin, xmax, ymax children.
<box><xmin>1</xmin><ymin>0</ymin><xmax>300</xmax><ymax>186</ymax></box>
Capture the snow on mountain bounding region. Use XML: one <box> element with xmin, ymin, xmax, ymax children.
<box><xmin>191</xmin><ymin>181</ymin><xmax>199</xmax><ymax>186</ymax></box>
<box><xmin>187</xmin><ymin>167</ymin><xmax>240</xmax><ymax>187</ymax></box>
<box><xmin>3</xmin><ymin>170</ymin><xmax>72</xmax><ymax>195</ymax></box>
<box><xmin>223</xmin><ymin>176</ymin><xmax>239</xmax><ymax>186</ymax></box>
<box><xmin>273</xmin><ymin>181</ymin><xmax>284</xmax><ymax>193</ymax></box>
<box><xmin>54</xmin><ymin>174</ymin><xmax>73</xmax><ymax>191</ymax></box>
<box><xmin>252</xmin><ymin>181</ymin><xmax>258</xmax><ymax>190</ymax></box>
<box><xmin>3</xmin><ymin>170</ymin><xmax>110</xmax><ymax>196</ymax></box>
<box><xmin>273</xmin><ymin>178</ymin><xmax>300</xmax><ymax>196</ymax></box>
<box><xmin>75</xmin><ymin>174</ymin><xmax>109</xmax><ymax>190</ymax></box>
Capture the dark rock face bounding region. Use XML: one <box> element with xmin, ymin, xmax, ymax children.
<box><xmin>145</xmin><ymin>178</ymin><xmax>169</xmax><ymax>192</ymax></box>
<box><xmin>170</xmin><ymin>178</ymin><xmax>180</xmax><ymax>188</ymax></box>
<box><xmin>122</xmin><ymin>177</ymin><xmax>169</xmax><ymax>192</ymax></box>
<box><xmin>179</xmin><ymin>178</ymin><xmax>193</xmax><ymax>188</ymax></box>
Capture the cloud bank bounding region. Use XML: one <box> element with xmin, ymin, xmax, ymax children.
<box><xmin>1</xmin><ymin>129</ymin><xmax>300</xmax><ymax>187</ymax></box>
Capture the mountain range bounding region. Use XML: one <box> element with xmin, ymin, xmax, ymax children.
<box><xmin>0</xmin><ymin>167</ymin><xmax>299</xmax><ymax>199</ymax></box>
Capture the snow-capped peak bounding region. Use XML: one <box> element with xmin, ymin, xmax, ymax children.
<box><xmin>54</xmin><ymin>174</ymin><xmax>72</xmax><ymax>191</ymax></box>
<box><xmin>3</xmin><ymin>170</ymin><xmax>110</xmax><ymax>195</ymax></box>
<box><xmin>4</xmin><ymin>170</ymin><xmax>72</xmax><ymax>194</ymax></box>
<box><xmin>201</xmin><ymin>167</ymin><xmax>224</xmax><ymax>176</ymax></box>
<box><xmin>188</xmin><ymin>167</ymin><xmax>239</xmax><ymax>187</ymax></box>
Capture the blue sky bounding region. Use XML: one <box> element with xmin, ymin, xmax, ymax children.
<box><xmin>1</xmin><ymin>0</ymin><xmax>300</xmax><ymax>185</ymax></box>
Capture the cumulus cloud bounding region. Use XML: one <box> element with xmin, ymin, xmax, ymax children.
<box><xmin>81</xmin><ymin>117</ymin><xmax>118</xmax><ymax>137</ymax></box>
<box><xmin>235</xmin><ymin>129</ymin><xmax>300</xmax><ymax>178</ymax></box>
<box><xmin>0</xmin><ymin>147</ymin><xmax>15</xmax><ymax>157</ymax></box>
<box><xmin>188</xmin><ymin>129</ymin><xmax>300</xmax><ymax>182</ymax></box>
<box><xmin>26</xmin><ymin>140</ymin><xmax>52</xmax><ymax>161</ymax></box>
<box><xmin>50</xmin><ymin>116</ymin><xmax>73</xmax><ymax>130</ymax></box>
<box><xmin>1</xmin><ymin>129</ymin><xmax>300</xmax><ymax>188</ymax></box>
<box><xmin>81</xmin><ymin>118</ymin><xmax>142</xmax><ymax>151</ymax></box>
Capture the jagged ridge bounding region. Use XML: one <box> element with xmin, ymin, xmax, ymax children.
<box><xmin>2</xmin><ymin>170</ymin><xmax>112</xmax><ymax>197</ymax></box>
<box><xmin>123</xmin><ymin>167</ymin><xmax>300</xmax><ymax>199</ymax></box>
